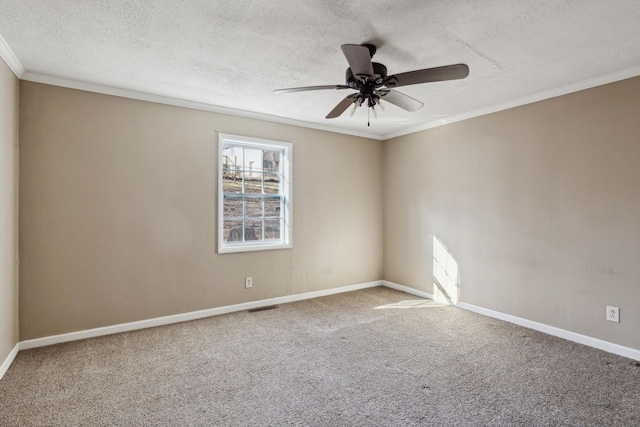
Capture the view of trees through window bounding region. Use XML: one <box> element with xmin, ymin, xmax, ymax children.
<box><xmin>222</xmin><ymin>145</ymin><xmax>284</xmax><ymax>243</ymax></box>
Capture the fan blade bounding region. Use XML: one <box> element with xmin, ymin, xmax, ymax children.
<box><xmin>274</xmin><ymin>85</ymin><xmax>350</xmax><ymax>94</ymax></box>
<box><xmin>379</xmin><ymin>90</ymin><xmax>424</xmax><ymax>112</ymax></box>
<box><xmin>384</xmin><ymin>64</ymin><xmax>469</xmax><ymax>88</ymax></box>
<box><xmin>326</xmin><ymin>95</ymin><xmax>358</xmax><ymax>119</ymax></box>
<box><xmin>341</xmin><ymin>44</ymin><xmax>374</xmax><ymax>78</ymax></box>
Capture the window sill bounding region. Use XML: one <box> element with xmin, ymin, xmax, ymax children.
<box><xmin>218</xmin><ymin>242</ymin><xmax>292</xmax><ymax>254</ymax></box>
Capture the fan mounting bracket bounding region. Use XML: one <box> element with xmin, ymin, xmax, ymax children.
<box><xmin>362</xmin><ymin>44</ymin><xmax>377</xmax><ymax>58</ymax></box>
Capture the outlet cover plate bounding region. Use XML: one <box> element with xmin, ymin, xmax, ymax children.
<box><xmin>606</xmin><ymin>306</ymin><xmax>620</xmax><ymax>323</ymax></box>
<box><xmin>245</xmin><ymin>277</ymin><xmax>253</xmax><ymax>289</ymax></box>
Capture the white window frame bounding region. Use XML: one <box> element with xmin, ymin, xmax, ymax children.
<box><xmin>217</xmin><ymin>133</ymin><xmax>293</xmax><ymax>254</ymax></box>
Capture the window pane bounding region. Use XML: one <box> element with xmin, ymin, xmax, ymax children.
<box><xmin>263</xmin><ymin>150</ymin><xmax>281</xmax><ymax>173</ymax></box>
<box><xmin>244</xmin><ymin>148</ymin><xmax>263</xmax><ymax>172</ymax></box>
<box><xmin>222</xmin><ymin>146</ymin><xmax>243</xmax><ymax>172</ymax></box>
<box><xmin>265</xmin><ymin>219</ymin><xmax>281</xmax><ymax>240</ymax></box>
<box><xmin>244</xmin><ymin>220</ymin><xmax>263</xmax><ymax>241</ymax></box>
<box><xmin>219</xmin><ymin>136</ymin><xmax>291</xmax><ymax>253</ymax></box>
<box><xmin>244</xmin><ymin>172</ymin><xmax>262</xmax><ymax>193</ymax></box>
<box><xmin>264</xmin><ymin>173</ymin><xmax>280</xmax><ymax>194</ymax></box>
<box><xmin>224</xmin><ymin>197</ymin><xmax>243</xmax><ymax>218</ymax></box>
<box><xmin>245</xmin><ymin>198</ymin><xmax>263</xmax><ymax>219</ymax></box>
<box><xmin>224</xmin><ymin>220</ymin><xmax>243</xmax><ymax>242</ymax></box>
<box><xmin>265</xmin><ymin>198</ymin><xmax>281</xmax><ymax>217</ymax></box>
<box><xmin>223</xmin><ymin>173</ymin><xmax>243</xmax><ymax>193</ymax></box>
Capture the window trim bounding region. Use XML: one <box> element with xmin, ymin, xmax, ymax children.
<box><xmin>217</xmin><ymin>133</ymin><xmax>293</xmax><ymax>254</ymax></box>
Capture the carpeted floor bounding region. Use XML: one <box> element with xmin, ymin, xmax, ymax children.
<box><xmin>1</xmin><ymin>286</ymin><xmax>639</xmax><ymax>426</ymax></box>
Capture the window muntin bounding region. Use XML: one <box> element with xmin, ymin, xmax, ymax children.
<box><xmin>218</xmin><ymin>134</ymin><xmax>292</xmax><ymax>253</ymax></box>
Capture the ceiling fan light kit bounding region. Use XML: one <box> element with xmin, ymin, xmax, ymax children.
<box><xmin>275</xmin><ymin>43</ymin><xmax>469</xmax><ymax>126</ymax></box>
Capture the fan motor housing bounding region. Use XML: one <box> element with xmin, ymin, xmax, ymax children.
<box><xmin>346</xmin><ymin>62</ymin><xmax>388</xmax><ymax>88</ymax></box>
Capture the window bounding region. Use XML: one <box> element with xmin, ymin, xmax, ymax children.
<box><xmin>218</xmin><ymin>134</ymin><xmax>292</xmax><ymax>253</ymax></box>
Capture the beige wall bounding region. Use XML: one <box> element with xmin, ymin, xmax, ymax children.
<box><xmin>19</xmin><ymin>82</ymin><xmax>383</xmax><ymax>340</ymax></box>
<box><xmin>384</xmin><ymin>76</ymin><xmax>640</xmax><ymax>350</ymax></box>
<box><xmin>17</xmin><ymin>74</ymin><xmax>640</xmax><ymax>352</ymax></box>
<box><xmin>0</xmin><ymin>58</ymin><xmax>19</xmax><ymax>361</ymax></box>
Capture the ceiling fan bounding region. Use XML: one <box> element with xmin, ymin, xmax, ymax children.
<box><xmin>274</xmin><ymin>44</ymin><xmax>469</xmax><ymax>125</ymax></box>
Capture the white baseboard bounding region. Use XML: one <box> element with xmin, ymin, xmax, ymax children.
<box><xmin>14</xmin><ymin>279</ymin><xmax>638</xmax><ymax>367</ymax></box>
<box><xmin>382</xmin><ymin>280</ymin><xmax>640</xmax><ymax>361</ymax></box>
<box><xmin>19</xmin><ymin>280</ymin><xmax>382</xmax><ymax>350</ymax></box>
<box><xmin>0</xmin><ymin>343</ymin><xmax>19</xmax><ymax>381</ymax></box>
<box><xmin>382</xmin><ymin>280</ymin><xmax>436</xmax><ymax>300</ymax></box>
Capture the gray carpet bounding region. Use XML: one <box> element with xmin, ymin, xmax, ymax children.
<box><xmin>1</xmin><ymin>287</ymin><xmax>639</xmax><ymax>426</ymax></box>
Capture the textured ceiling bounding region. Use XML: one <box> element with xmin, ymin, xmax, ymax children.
<box><xmin>1</xmin><ymin>1</ymin><xmax>640</xmax><ymax>138</ymax></box>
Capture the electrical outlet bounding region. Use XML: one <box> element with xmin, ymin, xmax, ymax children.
<box><xmin>245</xmin><ymin>277</ymin><xmax>253</xmax><ymax>289</ymax></box>
<box><xmin>606</xmin><ymin>306</ymin><xmax>619</xmax><ymax>323</ymax></box>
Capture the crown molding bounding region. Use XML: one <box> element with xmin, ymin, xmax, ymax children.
<box><xmin>383</xmin><ymin>64</ymin><xmax>640</xmax><ymax>140</ymax></box>
<box><xmin>0</xmin><ymin>33</ymin><xmax>24</xmax><ymax>77</ymax></box>
<box><xmin>20</xmin><ymin>71</ymin><xmax>384</xmax><ymax>141</ymax></box>
<box><xmin>17</xmin><ymin>63</ymin><xmax>640</xmax><ymax>142</ymax></box>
